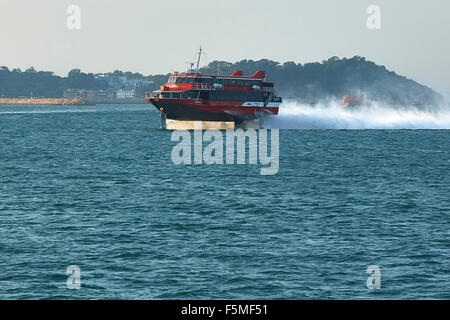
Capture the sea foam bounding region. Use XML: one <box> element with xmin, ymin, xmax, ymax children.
<box><xmin>264</xmin><ymin>100</ymin><xmax>450</xmax><ymax>129</ymax></box>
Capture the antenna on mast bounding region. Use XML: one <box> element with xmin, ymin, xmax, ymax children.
<box><xmin>196</xmin><ymin>46</ymin><xmax>204</xmax><ymax>71</ymax></box>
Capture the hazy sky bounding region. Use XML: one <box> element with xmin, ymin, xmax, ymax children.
<box><xmin>1</xmin><ymin>0</ymin><xmax>449</xmax><ymax>94</ymax></box>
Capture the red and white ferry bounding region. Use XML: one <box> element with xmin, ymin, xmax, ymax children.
<box><xmin>145</xmin><ymin>49</ymin><xmax>282</xmax><ymax>124</ymax></box>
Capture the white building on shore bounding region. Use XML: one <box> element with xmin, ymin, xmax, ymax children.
<box><xmin>116</xmin><ymin>89</ymin><xmax>135</xmax><ymax>99</ymax></box>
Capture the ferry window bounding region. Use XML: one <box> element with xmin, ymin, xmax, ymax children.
<box><xmin>231</xmin><ymin>80</ymin><xmax>236</xmax><ymax>85</ymax></box>
<box><xmin>195</xmin><ymin>78</ymin><xmax>206</xmax><ymax>84</ymax></box>
<box><xmin>185</xmin><ymin>91</ymin><xmax>197</xmax><ymax>99</ymax></box>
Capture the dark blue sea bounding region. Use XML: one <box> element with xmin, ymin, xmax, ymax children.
<box><xmin>0</xmin><ymin>104</ymin><xmax>449</xmax><ymax>299</ymax></box>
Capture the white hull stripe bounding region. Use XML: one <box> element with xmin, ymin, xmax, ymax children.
<box><xmin>242</xmin><ymin>102</ymin><xmax>281</xmax><ymax>108</ymax></box>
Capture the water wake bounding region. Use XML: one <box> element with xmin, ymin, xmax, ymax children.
<box><xmin>265</xmin><ymin>100</ymin><xmax>450</xmax><ymax>129</ymax></box>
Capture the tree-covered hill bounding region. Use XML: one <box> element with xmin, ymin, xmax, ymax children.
<box><xmin>199</xmin><ymin>56</ymin><xmax>442</xmax><ymax>105</ymax></box>
<box><xmin>0</xmin><ymin>56</ymin><xmax>443</xmax><ymax>106</ymax></box>
<box><xmin>0</xmin><ymin>67</ymin><xmax>107</xmax><ymax>98</ymax></box>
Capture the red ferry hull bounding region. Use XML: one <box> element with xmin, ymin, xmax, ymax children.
<box><xmin>146</xmin><ymin>98</ymin><xmax>279</xmax><ymax>122</ymax></box>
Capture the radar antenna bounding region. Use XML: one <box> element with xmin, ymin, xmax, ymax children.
<box><xmin>185</xmin><ymin>62</ymin><xmax>195</xmax><ymax>70</ymax></box>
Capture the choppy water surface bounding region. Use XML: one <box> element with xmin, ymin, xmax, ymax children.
<box><xmin>0</xmin><ymin>104</ymin><xmax>449</xmax><ymax>299</ymax></box>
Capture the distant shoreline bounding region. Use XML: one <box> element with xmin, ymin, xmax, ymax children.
<box><xmin>0</xmin><ymin>97</ymin><xmax>89</xmax><ymax>106</ymax></box>
<box><xmin>0</xmin><ymin>97</ymin><xmax>148</xmax><ymax>106</ymax></box>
